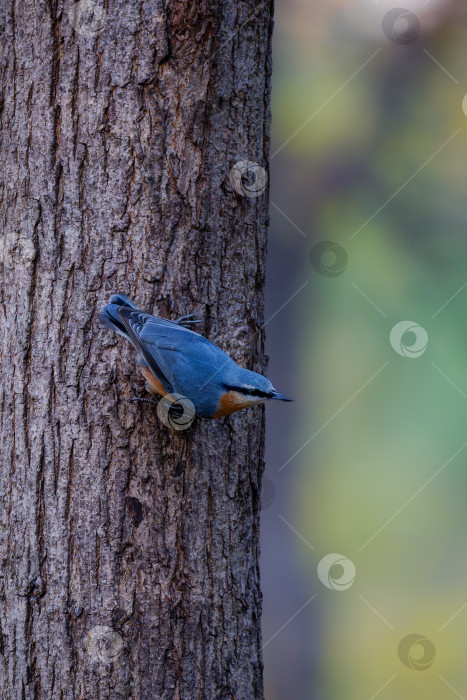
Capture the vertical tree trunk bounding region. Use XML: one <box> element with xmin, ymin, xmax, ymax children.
<box><xmin>0</xmin><ymin>0</ymin><xmax>273</xmax><ymax>697</ymax></box>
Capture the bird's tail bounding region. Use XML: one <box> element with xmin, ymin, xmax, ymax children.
<box><xmin>99</xmin><ymin>293</ymin><xmax>139</xmax><ymax>341</ymax></box>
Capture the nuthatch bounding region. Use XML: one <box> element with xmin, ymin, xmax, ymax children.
<box><xmin>99</xmin><ymin>294</ymin><xmax>293</xmax><ymax>419</ymax></box>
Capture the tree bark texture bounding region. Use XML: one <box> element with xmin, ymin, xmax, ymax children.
<box><xmin>0</xmin><ymin>0</ymin><xmax>273</xmax><ymax>697</ymax></box>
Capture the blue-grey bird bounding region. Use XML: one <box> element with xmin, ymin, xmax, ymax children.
<box><xmin>99</xmin><ymin>294</ymin><xmax>293</xmax><ymax>419</ymax></box>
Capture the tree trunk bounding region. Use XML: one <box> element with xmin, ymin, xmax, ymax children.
<box><xmin>0</xmin><ymin>0</ymin><xmax>273</xmax><ymax>697</ymax></box>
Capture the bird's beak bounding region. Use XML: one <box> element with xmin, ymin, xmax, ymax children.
<box><xmin>271</xmin><ymin>391</ymin><xmax>294</xmax><ymax>402</ymax></box>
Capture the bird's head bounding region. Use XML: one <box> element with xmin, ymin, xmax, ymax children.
<box><xmin>221</xmin><ymin>367</ymin><xmax>293</xmax><ymax>409</ymax></box>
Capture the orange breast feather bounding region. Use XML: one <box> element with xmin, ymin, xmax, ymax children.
<box><xmin>140</xmin><ymin>367</ymin><xmax>168</xmax><ymax>396</ymax></box>
<box><xmin>213</xmin><ymin>390</ymin><xmax>252</xmax><ymax>418</ymax></box>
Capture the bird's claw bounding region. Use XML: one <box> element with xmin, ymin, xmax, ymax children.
<box><xmin>130</xmin><ymin>396</ymin><xmax>158</xmax><ymax>406</ymax></box>
<box><xmin>175</xmin><ymin>314</ymin><xmax>203</xmax><ymax>328</ymax></box>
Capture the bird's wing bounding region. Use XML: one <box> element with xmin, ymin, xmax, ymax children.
<box><xmin>116</xmin><ymin>309</ymin><xmax>181</xmax><ymax>393</ymax></box>
<box><xmin>117</xmin><ymin>308</ymin><xmax>227</xmax><ymax>395</ymax></box>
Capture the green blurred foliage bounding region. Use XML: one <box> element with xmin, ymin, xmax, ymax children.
<box><xmin>267</xmin><ymin>1</ymin><xmax>467</xmax><ymax>698</ymax></box>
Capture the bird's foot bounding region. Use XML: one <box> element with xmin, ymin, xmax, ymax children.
<box><xmin>130</xmin><ymin>396</ymin><xmax>158</xmax><ymax>406</ymax></box>
<box><xmin>174</xmin><ymin>313</ymin><xmax>203</xmax><ymax>328</ymax></box>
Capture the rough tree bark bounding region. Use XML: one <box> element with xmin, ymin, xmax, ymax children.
<box><xmin>0</xmin><ymin>0</ymin><xmax>273</xmax><ymax>698</ymax></box>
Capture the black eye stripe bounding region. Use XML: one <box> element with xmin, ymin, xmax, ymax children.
<box><xmin>224</xmin><ymin>385</ymin><xmax>270</xmax><ymax>398</ymax></box>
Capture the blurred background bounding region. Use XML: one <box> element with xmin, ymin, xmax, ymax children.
<box><xmin>262</xmin><ymin>0</ymin><xmax>467</xmax><ymax>698</ymax></box>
